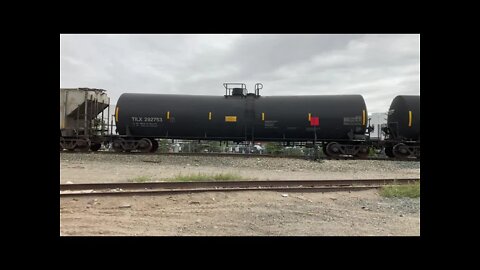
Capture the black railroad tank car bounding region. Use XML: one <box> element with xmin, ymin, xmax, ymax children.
<box><xmin>383</xmin><ymin>95</ymin><xmax>420</xmax><ymax>158</ymax></box>
<box><xmin>113</xmin><ymin>83</ymin><xmax>369</xmax><ymax>155</ymax></box>
<box><xmin>115</xmin><ymin>94</ymin><xmax>368</xmax><ymax>141</ymax></box>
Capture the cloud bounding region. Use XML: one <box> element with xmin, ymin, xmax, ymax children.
<box><xmin>60</xmin><ymin>34</ymin><xmax>420</xmax><ymax>113</ymax></box>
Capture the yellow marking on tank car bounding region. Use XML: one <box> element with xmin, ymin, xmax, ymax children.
<box><xmin>409</xmin><ymin>111</ymin><xmax>412</xmax><ymax>127</ymax></box>
<box><xmin>308</xmin><ymin>113</ymin><xmax>311</xmax><ymax>121</ymax></box>
<box><xmin>115</xmin><ymin>107</ymin><xmax>119</xmax><ymax>122</ymax></box>
<box><xmin>262</xmin><ymin>112</ymin><xmax>265</xmax><ymax>121</ymax></box>
<box><xmin>362</xmin><ymin>110</ymin><xmax>366</xmax><ymax>126</ymax></box>
<box><xmin>209</xmin><ymin>112</ymin><xmax>212</xmax><ymax>120</ymax></box>
<box><xmin>167</xmin><ymin>111</ymin><xmax>170</xmax><ymax>120</ymax></box>
<box><xmin>225</xmin><ymin>116</ymin><xmax>237</xmax><ymax>122</ymax></box>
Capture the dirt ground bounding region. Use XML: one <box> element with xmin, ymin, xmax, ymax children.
<box><xmin>60</xmin><ymin>190</ymin><xmax>420</xmax><ymax>236</ymax></box>
<box><xmin>59</xmin><ymin>152</ymin><xmax>420</xmax><ymax>236</ymax></box>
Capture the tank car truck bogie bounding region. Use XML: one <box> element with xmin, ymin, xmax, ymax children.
<box><xmin>59</xmin><ymin>136</ymin><xmax>91</xmax><ymax>152</ymax></box>
<box><xmin>385</xmin><ymin>142</ymin><xmax>420</xmax><ymax>159</ymax></box>
<box><xmin>111</xmin><ymin>137</ymin><xmax>157</xmax><ymax>153</ymax></box>
<box><xmin>323</xmin><ymin>141</ymin><xmax>370</xmax><ymax>158</ymax></box>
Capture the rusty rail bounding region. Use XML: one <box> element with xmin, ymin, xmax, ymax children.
<box><xmin>60</xmin><ymin>178</ymin><xmax>419</xmax><ymax>197</ymax></box>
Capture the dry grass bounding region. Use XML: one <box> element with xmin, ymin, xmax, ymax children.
<box><xmin>167</xmin><ymin>173</ymin><xmax>243</xmax><ymax>182</ymax></box>
<box><xmin>129</xmin><ymin>176</ymin><xmax>151</xmax><ymax>183</ymax></box>
<box><xmin>380</xmin><ymin>182</ymin><xmax>420</xmax><ymax>198</ymax></box>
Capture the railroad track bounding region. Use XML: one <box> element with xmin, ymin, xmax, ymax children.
<box><xmin>60</xmin><ymin>178</ymin><xmax>419</xmax><ymax>197</ymax></box>
<box><xmin>60</xmin><ymin>151</ymin><xmax>420</xmax><ymax>162</ymax></box>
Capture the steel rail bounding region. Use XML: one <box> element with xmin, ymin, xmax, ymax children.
<box><xmin>60</xmin><ymin>186</ymin><xmax>384</xmax><ymax>197</ymax></box>
<box><xmin>60</xmin><ymin>178</ymin><xmax>419</xmax><ymax>191</ymax></box>
<box><xmin>60</xmin><ymin>178</ymin><xmax>419</xmax><ymax>197</ymax></box>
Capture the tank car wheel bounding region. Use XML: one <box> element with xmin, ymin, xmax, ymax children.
<box><xmin>393</xmin><ymin>143</ymin><xmax>410</xmax><ymax>159</ymax></box>
<box><xmin>112</xmin><ymin>138</ymin><xmax>126</xmax><ymax>152</ymax></box>
<box><xmin>150</xmin><ymin>139</ymin><xmax>159</xmax><ymax>153</ymax></box>
<box><xmin>322</xmin><ymin>145</ymin><xmax>328</xmax><ymax>156</ymax></box>
<box><xmin>355</xmin><ymin>146</ymin><xmax>369</xmax><ymax>158</ymax></box>
<box><xmin>385</xmin><ymin>146</ymin><xmax>395</xmax><ymax>158</ymax></box>
<box><xmin>325</xmin><ymin>142</ymin><xmax>342</xmax><ymax>158</ymax></box>
<box><xmin>76</xmin><ymin>138</ymin><xmax>91</xmax><ymax>152</ymax></box>
<box><xmin>138</xmin><ymin>138</ymin><xmax>153</xmax><ymax>153</ymax></box>
<box><xmin>90</xmin><ymin>143</ymin><xmax>101</xmax><ymax>152</ymax></box>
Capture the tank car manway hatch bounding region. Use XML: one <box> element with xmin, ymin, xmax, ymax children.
<box><xmin>60</xmin><ymin>88</ymin><xmax>112</xmax><ymax>151</ymax></box>
<box><xmin>223</xmin><ymin>82</ymin><xmax>262</xmax><ymax>97</ymax></box>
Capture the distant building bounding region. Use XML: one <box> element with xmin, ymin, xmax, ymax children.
<box><xmin>369</xmin><ymin>112</ymin><xmax>388</xmax><ymax>139</ymax></box>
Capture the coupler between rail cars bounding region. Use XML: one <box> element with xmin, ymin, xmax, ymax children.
<box><xmin>323</xmin><ymin>142</ymin><xmax>370</xmax><ymax>158</ymax></box>
<box><xmin>112</xmin><ymin>137</ymin><xmax>158</xmax><ymax>153</ymax></box>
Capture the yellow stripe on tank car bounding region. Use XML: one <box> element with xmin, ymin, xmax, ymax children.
<box><xmin>209</xmin><ymin>112</ymin><xmax>212</xmax><ymax>120</ymax></box>
<box><xmin>262</xmin><ymin>112</ymin><xmax>265</xmax><ymax>121</ymax></box>
<box><xmin>167</xmin><ymin>111</ymin><xmax>170</xmax><ymax>120</ymax></box>
<box><xmin>308</xmin><ymin>113</ymin><xmax>311</xmax><ymax>121</ymax></box>
<box><xmin>225</xmin><ymin>116</ymin><xmax>237</xmax><ymax>122</ymax></box>
<box><xmin>362</xmin><ymin>110</ymin><xmax>366</xmax><ymax>126</ymax></box>
<box><xmin>409</xmin><ymin>111</ymin><xmax>412</xmax><ymax>127</ymax></box>
<box><xmin>115</xmin><ymin>107</ymin><xmax>119</xmax><ymax>122</ymax></box>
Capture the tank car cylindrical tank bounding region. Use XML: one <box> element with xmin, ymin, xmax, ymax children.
<box><xmin>386</xmin><ymin>95</ymin><xmax>420</xmax><ymax>141</ymax></box>
<box><xmin>384</xmin><ymin>95</ymin><xmax>420</xmax><ymax>158</ymax></box>
<box><xmin>114</xmin><ymin>93</ymin><xmax>368</xmax><ymax>143</ymax></box>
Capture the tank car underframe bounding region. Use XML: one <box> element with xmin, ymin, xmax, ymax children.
<box><xmin>112</xmin><ymin>134</ymin><xmax>366</xmax><ymax>142</ymax></box>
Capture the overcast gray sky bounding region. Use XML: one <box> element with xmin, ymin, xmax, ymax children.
<box><xmin>60</xmin><ymin>34</ymin><xmax>419</xmax><ymax>113</ymax></box>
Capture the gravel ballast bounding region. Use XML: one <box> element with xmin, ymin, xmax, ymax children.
<box><xmin>60</xmin><ymin>152</ymin><xmax>420</xmax><ymax>183</ymax></box>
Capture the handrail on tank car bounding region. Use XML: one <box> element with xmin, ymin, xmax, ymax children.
<box><xmin>224</xmin><ymin>83</ymin><xmax>247</xmax><ymax>96</ymax></box>
<box><xmin>254</xmin><ymin>83</ymin><xmax>263</xmax><ymax>96</ymax></box>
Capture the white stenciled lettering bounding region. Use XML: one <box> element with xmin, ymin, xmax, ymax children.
<box><xmin>131</xmin><ymin>116</ymin><xmax>163</xmax><ymax>123</ymax></box>
<box><xmin>144</xmin><ymin>117</ymin><xmax>163</xmax><ymax>122</ymax></box>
